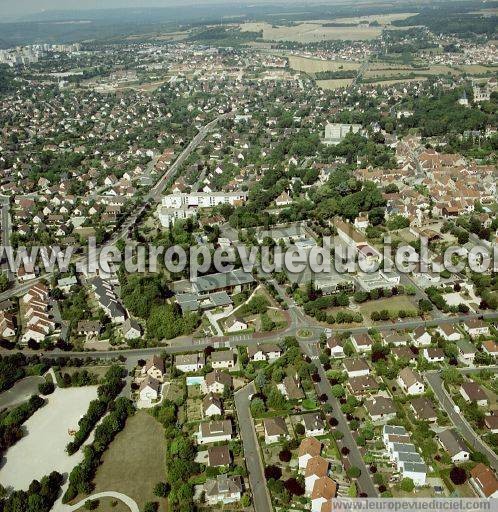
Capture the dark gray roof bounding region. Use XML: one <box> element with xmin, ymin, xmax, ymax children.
<box><xmin>193</xmin><ymin>269</ymin><xmax>254</xmax><ymax>293</ymax></box>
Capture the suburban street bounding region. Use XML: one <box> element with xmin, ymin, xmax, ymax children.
<box><xmin>300</xmin><ymin>341</ymin><xmax>379</xmax><ymax>497</ymax></box>
<box><xmin>426</xmin><ymin>371</ymin><xmax>498</xmax><ymax>473</ymax></box>
<box><xmin>234</xmin><ymin>382</ymin><xmax>273</xmax><ymax>512</ymax></box>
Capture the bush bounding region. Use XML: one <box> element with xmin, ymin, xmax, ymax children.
<box><xmin>143</xmin><ymin>502</ymin><xmax>159</xmax><ymax>512</ymax></box>
<box><xmin>38</xmin><ymin>382</ymin><xmax>55</xmax><ymax>395</ymax></box>
<box><xmin>279</xmin><ymin>450</ymin><xmax>292</xmax><ymax>462</ymax></box>
<box><xmin>264</xmin><ymin>465</ymin><xmax>282</xmax><ymax>480</ymax></box>
<box><xmin>284</xmin><ymin>477</ymin><xmax>305</xmax><ymax>496</ymax></box>
<box><xmin>400</xmin><ymin>477</ymin><xmax>414</xmax><ymax>492</ymax></box>
<box><xmin>295</xmin><ymin>423</ymin><xmax>305</xmax><ymax>436</ymax></box>
<box><xmin>153</xmin><ymin>482</ymin><xmax>170</xmax><ymax>497</ymax></box>
<box><xmin>347</xmin><ymin>466</ymin><xmax>361</xmax><ymax>478</ymax></box>
<box><xmin>449</xmin><ymin>466</ymin><xmax>467</xmax><ymax>485</ymax></box>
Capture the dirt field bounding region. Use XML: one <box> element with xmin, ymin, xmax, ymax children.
<box><xmin>240</xmin><ymin>21</ymin><xmax>382</xmax><ymax>42</ymax></box>
<box><xmin>288</xmin><ymin>55</ymin><xmax>361</xmax><ymax>73</ymax></box>
<box><xmin>316</xmin><ymin>78</ymin><xmax>354</xmax><ymax>90</ymax></box>
<box><xmin>456</xmin><ymin>64</ymin><xmax>498</xmax><ymax>75</ymax></box>
<box><xmin>91</xmin><ymin>411</ymin><xmax>167</xmax><ymax>511</ymax></box>
<box><xmin>363</xmin><ymin>65</ymin><xmax>458</xmax><ymax>78</ymax></box>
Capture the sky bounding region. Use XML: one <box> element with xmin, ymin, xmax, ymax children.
<box><xmin>0</xmin><ymin>0</ymin><xmax>288</xmax><ymax>21</ymax></box>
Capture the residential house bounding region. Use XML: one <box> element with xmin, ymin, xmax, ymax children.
<box><xmin>175</xmin><ymin>353</ymin><xmax>205</xmax><ymax>373</ymax></box>
<box><xmin>0</xmin><ymin>312</ymin><xmax>15</xmax><ymax>338</ymax></box>
<box><xmin>264</xmin><ymin>417</ymin><xmax>290</xmax><ymax>444</ymax></box>
<box><xmin>365</xmin><ymin>395</ymin><xmax>397</xmax><ymax>423</ymax></box>
<box><xmin>77</xmin><ymin>320</ymin><xmax>101</xmax><ymax>338</ymax></box>
<box><xmin>397</xmin><ymin>367</ymin><xmax>425</xmax><ymax>395</ymax></box>
<box><xmin>437</xmin><ymin>323</ymin><xmax>462</xmax><ymax>342</ymax></box>
<box><xmin>342</xmin><ymin>358</ymin><xmax>370</xmax><ymax>378</ymax></box>
<box><xmin>326</xmin><ymin>336</ymin><xmax>345</xmax><ymax>358</ymax></box>
<box><xmin>350</xmin><ymin>333</ymin><xmax>373</xmax><ymax>353</ymax></box>
<box><xmin>247</xmin><ymin>343</ymin><xmax>281</xmax><ymax>362</ymax></box>
<box><xmin>463</xmin><ymin>319</ymin><xmax>490</xmax><ymax>338</ymax></box>
<box><xmin>460</xmin><ymin>382</ymin><xmax>488</xmax><ymax>406</ymax></box>
<box><xmin>205</xmin><ymin>370</ymin><xmax>232</xmax><ymax>394</ymax></box>
<box><xmin>392</xmin><ymin>346</ymin><xmax>417</xmax><ymax>363</ymax></box>
<box><xmin>198</xmin><ymin>420</ymin><xmax>233</xmax><ymax>445</ymax></box>
<box><xmin>411</xmin><ymin>327</ymin><xmax>431</xmax><ymax>347</ymax></box>
<box><xmin>410</xmin><ymin>397</ymin><xmax>437</xmax><ymax>422</ymax></box>
<box><xmin>438</xmin><ymin>429</ymin><xmax>470</xmax><ymax>463</ymax></box>
<box><xmin>485</xmin><ymin>412</ymin><xmax>498</xmax><ymax>434</ymax></box>
<box><xmin>225</xmin><ymin>317</ymin><xmax>248</xmax><ymax>333</ymax></box>
<box><xmin>470</xmin><ymin>463</ymin><xmax>498</xmax><ymax>498</ymax></box>
<box><xmin>482</xmin><ymin>340</ymin><xmax>498</xmax><ymax>357</ymax></box>
<box><xmin>122</xmin><ymin>318</ymin><xmax>141</xmax><ymax>340</ymax></box>
<box><xmin>139</xmin><ymin>376</ymin><xmax>161</xmax><ymax>402</ymax></box>
<box><xmin>298</xmin><ymin>437</ymin><xmax>322</xmax><ymax>470</ymax></box>
<box><xmin>204</xmin><ymin>475</ymin><xmax>242</xmax><ymax>505</ymax></box>
<box><xmin>278</xmin><ymin>375</ymin><xmax>305</xmax><ymax>401</ymax></box>
<box><xmin>305</xmin><ymin>456</ymin><xmax>329</xmax><ymax>495</ymax></box>
<box><xmin>422</xmin><ymin>347</ymin><xmax>445</xmax><ymax>363</ymax></box>
<box><xmin>207</xmin><ymin>445</ymin><xmax>231</xmax><ymax>468</ymax></box>
<box><xmin>203</xmin><ymin>393</ymin><xmax>223</xmax><ymax>417</ymax></box>
<box><xmin>211</xmin><ymin>350</ymin><xmax>235</xmax><ymax>370</ymax></box>
<box><xmin>311</xmin><ymin>477</ymin><xmax>337</xmax><ymax>512</ymax></box>
<box><xmin>456</xmin><ymin>339</ymin><xmax>477</xmax><ymax>365</ymax></box>
<box><xmin>347</xmin><ymin>375</ymin><xmax>379</xmax><ymax>396</ymax></box>
<box><xmin>302</xmin><ymin>413</ymin><xmax>326</xmax><ymax>437</ymax></box>
<box><xmin>141</xmin><ymin>355</ymin><xmax>165</xmax><ymax>382</ymax></box>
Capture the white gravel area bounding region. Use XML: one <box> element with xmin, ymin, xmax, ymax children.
<box><xmin>0</xmin><ymin>385</ymin><xmax>98</xmax><ymax>491</ymax></box>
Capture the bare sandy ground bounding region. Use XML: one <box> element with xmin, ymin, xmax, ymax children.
<box><xmin>0</xmin><ymin>385</ymin><xmax>98</xmax><ymax>491</ymax></box>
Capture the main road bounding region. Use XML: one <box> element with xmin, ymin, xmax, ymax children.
<box><xmin>426</xmin><ymin>371</ymin><xmax>498</xmax><ymax>473</ymax></box>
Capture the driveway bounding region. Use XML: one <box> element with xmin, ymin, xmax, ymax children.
<box><xmin>234</xmin><ymin>382</ymin><xmax>273</xmax><ymax>512</ymax></box>
<box><xmin>300</xmin><ymin>341</ymin><xmax>379</xmax><ymax>497</ymax></box>
<box><xmin>0</xmin><ymin>376</ymin><xmax>45</xmax><ymax>409</ymax></box>
<box><xmin>426</xmin><ymin>371</ymin><xmax>498</xmax><ymax>472</ymax></box>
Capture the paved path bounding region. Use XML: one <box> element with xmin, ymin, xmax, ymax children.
<box><xmin>0</xmin><ymin>375</ymin><xmax>44</xmax><ymax>409</ymax></box>
<box><xmin>56</xmin><ymin>491</ymin><xmax>138</xmax><ymax>512</ymax></box>
<box><xmin>426</xmin><ymin>371</ymin><xmax>498</xmax><ymax>472</ymax></box>
<box><xmin>234</xmin><ymin>382</ymin><xmax>273</xmax><ymax>512</ymax></box>
<box><xmin>300</xmin><ymin>341</ymin><xmax>379</xmax><ymax>497</ymax></box>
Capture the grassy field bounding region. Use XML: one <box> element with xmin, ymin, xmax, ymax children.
<box><xmin>90</xmin><ymin>411</ymin><xmax>167</xmax><ymax>511</ymax></box>
<box><xmin>240</xmin><ymin>21</ymin><xmax>382</xmax><ymax>42</ymax></box>
<box><xmin>365</xmin><ymin>77</ymin><xmax>428</xmax><ymax>87</ymax></box>
<box><xmin>316</xmin><ymin>78</ymin><xmax>354</xmax><ymax>90</ymax></box>
<box><xmin>359</xmin><ymin>296</ymin><xmax>418</xmax><ymax>317</ymax></box>
<box><xmin>288</xmin><ymin>55</ymin><xmax>361</xmax><ymax>73</ymax></box>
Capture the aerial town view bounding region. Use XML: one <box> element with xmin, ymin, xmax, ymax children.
<box><xmin>0</xmin><ymin>0</ymin><xmax>497</xmax><ymax>510</ymax></box>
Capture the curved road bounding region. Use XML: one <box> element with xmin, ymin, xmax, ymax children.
<box><xmin>59</xmin><ymin>491</ymin><xmax>138</xmax><ymax>512</ymax></box>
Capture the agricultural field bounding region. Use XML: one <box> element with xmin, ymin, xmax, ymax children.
<box><xmin>240</xmin><ymin>21</ymin><xmax>382</xmax><ymax>42</ymax></box>
<box><xmin>288</xmin><ymin>55</ymin><xmax>361</xmax><ymax>73</ymax></box>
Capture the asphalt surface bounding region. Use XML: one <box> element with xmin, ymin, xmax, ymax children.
<box><xmin>301</xmin><ymin>341</ymin><xmax>379</xmax><ymax>498</ymax></box>
<box><xmin>0</xmin><ymin>375</ymin><xmax>45</xmax><ymax>409</ymax></box>
<box><xmin>234</xmin><ymin>382</ymin><xmax>273</xmax><ymax>512</ymax></box>
<box><xmin>425</xmin><ymin>371</ymin><xmax>498</xmax><ymax>473</ymax></box>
